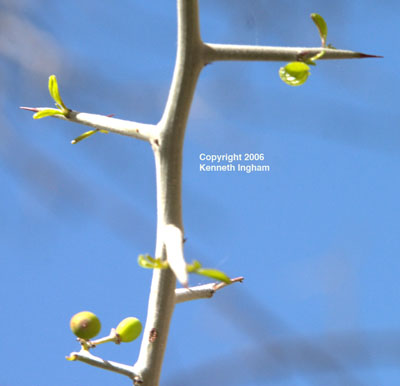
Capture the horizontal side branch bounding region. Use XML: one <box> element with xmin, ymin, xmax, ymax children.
<box><xmin>67</xmin><ymin>111</ymin><xmax>158</xmax><ymax>142</ymax></box>
<box><xmin>20</xmin><ymin>107</ymin><xmax>158</xmax><ymax>143</ymax></box>
<box><xmin>203</xmin><ymin>43</ymin><xmax>382</xmax><ymax>63</ymax></box>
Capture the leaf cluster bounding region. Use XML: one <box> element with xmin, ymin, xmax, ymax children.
<box><xmin>33</xmin><ymin>75</ymin><xmax>108</xmax><ymax>143</ymax></box>
<box><xmin>138</xmin><ymin>254</ymin><xmax>231</xmax><ymax>284</ymax></box>
<box><xmin>279</xmin><ymin>13</ymin><xmax>330</xmax><ymax>86</ymax></box>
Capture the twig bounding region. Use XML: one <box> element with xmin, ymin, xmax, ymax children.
<box><xmin>20</xmin><ymin>107</ymin><xmax>158</xmax><ymax>143</ymax></box>
<box><xmin>175</xmin><ymin>277</ymin><xmax>244</xmax><ymax>304</ymax></box>
<box><xmin>66</xmin><ymin>350</ymin><xmax>139</xmax><ymax>380</ymax></box>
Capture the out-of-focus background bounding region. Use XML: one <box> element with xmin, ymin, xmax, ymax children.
<box><xmin>1</xmin><ymin>1</ymin><xmax>399</xmax><ymax>385</ymax></box>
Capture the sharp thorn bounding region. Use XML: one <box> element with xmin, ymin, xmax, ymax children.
<box><xmin>20</xmin><ymin>106</ymin><xmax>40</xmax><ymax>112</ymax></box>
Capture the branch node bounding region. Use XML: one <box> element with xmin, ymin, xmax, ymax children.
<box><xmin>149</xmin><ymin>328</ymin><xmax>158</xmax><ymax>343</ymax></box>
<box><xmin>134</xmin><ymin>376</ymin><xmax>144</xmax><ymax>385</ymax></box>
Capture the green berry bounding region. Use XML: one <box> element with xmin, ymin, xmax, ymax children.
<box><xmin>70</xmin><ymin>311</ymin><xmax>101</xmax><ymax>340</ymax></box>
<box><xmin>115</xmin><ymin>317</ymin><xmax>142</xmax><ymax>343</ymax></box>
<box><xmin>279</xmin><ymin>61</ymin><xmax>310</xmax><ymax>86</ymax></box>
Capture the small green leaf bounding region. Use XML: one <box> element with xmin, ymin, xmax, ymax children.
<box><xmin>186</xmin><ymin>259</ymin><xmax>231</xmax><ymax>283</ymax></box>
<box><xmin>138</xmin><ymin>254</ymin><xmax>158</xmax><ymax>269</ymax></box>
<box><xmin>48</xmin><ymin>75</ymin><xmax>67</xmax><ymax>110</ymax></box>
<box><xmin>33</xmin><ymin>108</ymin><xmax>64</xmax><ymax>119</ymax></box>
<box><xmin>195</xmin><ymin>268</ymin><xmax>231</xmax><ymax>284</ymax></box>
<box><xmin>71</xmin><ymin>129</ymin><xmax>109</xmax><ymax>144</ymax></box>
<box><xmin>311</xmin><ymin>13</ymin><xmax>328</xmax><ymax>47</ymax></box>
<box><xmin>144</xmin><ymin>255</ymin><xmax>158</xmax><ymax>263</ymax></box>
<box><xmin>137</xmin><ymin>254</ymin><xmax>167</xmax><ymax>269</ymax></box>
<box><xmin>279</xmin><ymin>62</ymin><xmax>310</xmax><ymax>86</ymax></box>
<box><xmin>71</xmin><ymin>129</ymin><xmax>99</xmax><ymax>144</ymax></box>
<box><xmin>186</xmin><ymin>260</ymin><xmax>202</xmax><ymax>273</ymax></box>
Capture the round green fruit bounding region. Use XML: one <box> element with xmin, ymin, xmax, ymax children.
<box><xmin>116</xmin><ymin>317</ymin><xmax>142</xmax><ymax>343</ymax></box>
<box><xmin>70</xmin><ymin>311</ymin><xmax>101</xmax><ymax>340</ymax></box>
<box><xmin>279</xmin><ymin>61</ymin><xmax>310</xmax><ymax>86</ymax></box>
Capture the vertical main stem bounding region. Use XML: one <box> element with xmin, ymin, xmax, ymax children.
<box><xmin>133</xmin><ymin>0</ymin><xmax>204</xmax><ymax>384</ymax></box>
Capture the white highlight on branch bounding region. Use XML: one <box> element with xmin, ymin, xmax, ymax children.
<box><xmin>175</xmin><ymin>283</ymin><xmax>215</xmax><ymax>303</ymax></box>
<box><xmin>66</xmin><ymin>349</ymin><xmax>138</xmax><ymax>380</ymax></box>
<box><xmin>163</xmin><ymin>224</ymin><xmax>188</xmax><ymax>287</ymax></box>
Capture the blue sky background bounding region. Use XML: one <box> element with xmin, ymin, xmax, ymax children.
<box><xmin>1</xmin><ymin>1</ymin><xmax>399</xmax><ymax>385</ymax></box>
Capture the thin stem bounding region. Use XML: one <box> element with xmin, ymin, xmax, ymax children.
<box><xmin>89</xmin><ymin>329</ymin><xmax>118</xmax><ymax>346</ymax></box>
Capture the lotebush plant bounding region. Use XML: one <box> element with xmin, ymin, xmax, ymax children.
<box><xmin>21</xmin><ymin>2</ymin><xmax>380</xmax><ymax>385</ymax></box>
